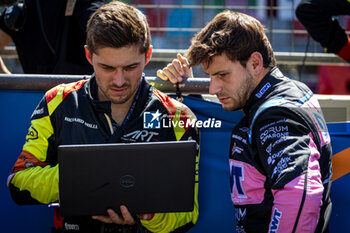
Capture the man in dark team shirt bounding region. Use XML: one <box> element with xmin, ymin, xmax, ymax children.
<box><xmin>7</xmin><ymin>1</ymin><xmax>199</xmax><ymax>232</ymax></box>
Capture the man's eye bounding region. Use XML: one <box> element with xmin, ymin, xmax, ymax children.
<box><xmin>124</xmin><ymin>65</ymin><xmax>137</xmax><ymax>71</ymax></box>
<box><xmin>102</xmin><ymin>66</ymin><xmax>113</xmax><ymax>70</ymax></box>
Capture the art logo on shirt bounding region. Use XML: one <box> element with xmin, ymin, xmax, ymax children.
<box><xmin>143</xmin><ymin>110</ymin><xmax>161</xmax><ymax>129</ymax></box>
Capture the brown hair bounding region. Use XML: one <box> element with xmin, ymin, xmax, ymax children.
<box><xmin>86</xmin><ymin>1</ymin><xmax>151</xmax><ymax>55</ymax></box>
<box><xmin>186</xmin><ymin>11</ymin><xmax>276</xmax><ymax>68</ymax></box>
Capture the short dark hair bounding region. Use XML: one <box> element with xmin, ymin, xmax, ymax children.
<box><xmin>86</xmin><ymin>1</ymin><xmax>151</xmax><ymax>55</ymax></box>
<box><xmin>186</xmin><ymin>11</ymin><xmax>276</xmax><ymax>68</ymax></box>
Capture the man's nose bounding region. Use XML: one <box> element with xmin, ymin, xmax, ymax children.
<box><xmin>112</xmin><ymin>70</ymin><xmax>126</xmax><ymax>87</ymax></box>
<box><xmin>209</xmin><ymin>77</ymin><xmax>221</xmax><ymax>95</ymax></box>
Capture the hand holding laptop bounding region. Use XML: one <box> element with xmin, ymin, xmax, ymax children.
<box><xmin>92</xmin><ymin>205</ymin><xmax>153</xmax><ymax>225</ymax></box>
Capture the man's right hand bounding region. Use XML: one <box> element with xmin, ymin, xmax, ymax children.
<box><xmin>92</xmin><ymin>205</ymin><xmax>154</xmax><ymax>225</ymax></box>
<box><xmin>157</xmin><ymin>53</ymin><xmax>193</xmax><ymax>84</ymax></box>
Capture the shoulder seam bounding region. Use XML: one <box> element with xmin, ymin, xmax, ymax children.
<box><xmin>45</xmin><ymin>79</ymin><xmax>88</xmax><ymax>104</ymax></box>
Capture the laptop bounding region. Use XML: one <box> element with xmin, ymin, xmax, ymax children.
<box><xmin>57</xmin><ymin>140</ymin><xmax>197</xmax><ymax>217</ymax></box>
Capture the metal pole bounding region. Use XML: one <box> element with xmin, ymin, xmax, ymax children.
<box><xmin>0</xmin><ymin>74</ymin><xmax>210</xmax><ymax>94</ymax></box>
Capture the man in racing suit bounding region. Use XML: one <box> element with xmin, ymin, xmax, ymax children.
<box><xmin>7</xmin><ymin>2</ymin><xmax>199</xmax><ymax>233</ymax></box>
<box><xmin>228</xmin><ymin>67</ymin><xmax>332</xmax><ymax>232</ymax></box>
<box><xmin>158</xmin><ymin>11</ymin><xmax>332</xmax><ymax>232</ymax></box>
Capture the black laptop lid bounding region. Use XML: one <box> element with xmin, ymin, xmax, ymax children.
<box><xmin>58</xmin><ymin>140</ymin><xmax>197</xmax><ymax>217</ymax></box>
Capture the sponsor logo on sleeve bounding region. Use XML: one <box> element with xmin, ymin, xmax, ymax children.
<box><xmin>26</xmin><ymin>126</ymin><xmax>39</xmax><ymax>142</ymax></box>
<box><xmin>267</xmin><ymin>150</ymin><xmax>284</xmax><ymax>165</ymax></box>
<box><xmin>266</xmin><ymin>143</ymin><xmax>272</xmax><ymax>154</ymax></box>
<box><xmin>236</xmin><ymin>225</ymin><xmax>247</xmax><ymax>233</ymax></box>
<box><xmin>272</xmin><ymin>137</ymin><xmax>287</xmax><ymax>148</ymax></box>
<box><xmin>260</xmin><ymin>125</ymin><xmax>289</xmax><ymax>145</ymax></box>
<box><xmin>239</xmin><ymin>127</ymin><xmax>250</xmax><ymax>133</ymax></box>
<box><xmin>232</xmin><ymin>142</ymin><xmax>244</xmax><ymax>155</ymax></box>
<box><xmin>64</xmin><ymin>223</ymin><xmax>79</xmax><ymax>231</ymax></box>
<box><xmin>256</xmin><ymin>82</ymin><xmax>271</xmax><ymax>98</ymax></box>
<box><xmin>271</xmin><ymin>156</ymin><xmax>291</xmax><ymax>178</ymax></box>
<box><xmin>32</xmin><ymin>107</ymin><xmax>44</xmax><ymax>117</ymax></box>
<box><xmin>269</xmin><ymin>208</ymin><xmax>282</xmax><ymax>233</ymax></box>
<box><xmin>64</xmin><ymin>117</ymin><xmax>98</xmax><ymax>129</ymax></box>
<box><xmin>232</xmin><ymin>134</ymin><xmax>247</xmax><ymax>144</ymax></box>
<box><xmin>235</xmin><ymin>208</ymin><xmax>247</xmax><ymax>222</ymax></box>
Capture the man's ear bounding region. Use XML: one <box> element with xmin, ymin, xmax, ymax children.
<box><xmin>84</xmin><ymin>45</ymin><xmax>93</xmax><ymax>65</ymax></box>
<box><xmin>145</xmin><ymin>45</ymin><xmax>153</xmax><ymax>65</ymax></box>
<box><xmin>248</xmin><ymin>51</ymin><xmax>263</xmax><ymax>75</ymax></box>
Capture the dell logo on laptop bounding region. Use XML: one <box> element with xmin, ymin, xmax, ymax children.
<box><xmin>120</xmin><ymin>175</ymin><xmax>136</xmax><ymax>188</ymax></box>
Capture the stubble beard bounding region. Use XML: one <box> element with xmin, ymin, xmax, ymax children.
<box><xmin>109</xmin><ymin>84</ymin><xmax>139</xmax><ymax>105</ymax></box>
<box><xmin>222</xmin><ymin>71</ymin><xmax>256</xmax><ymax>112</ymax></box>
